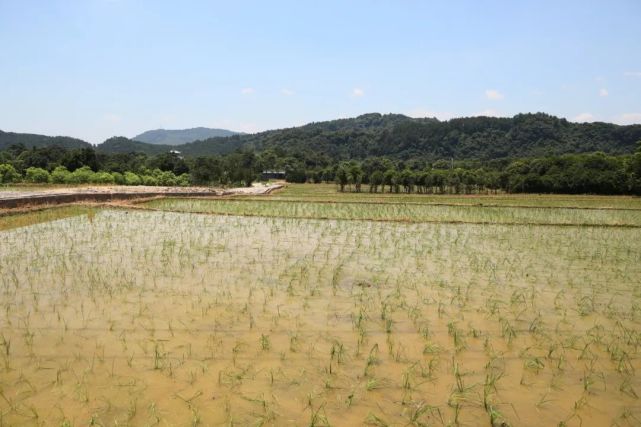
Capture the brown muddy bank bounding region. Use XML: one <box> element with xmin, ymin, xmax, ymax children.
<box><xmin>0</xmin><ymin>184</ymin><xmax>283</xmax><ymax>209</ymax></box>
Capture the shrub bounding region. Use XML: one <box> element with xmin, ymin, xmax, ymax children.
<box><xmin>153</xmin><ymin>169</ymin><xmax>178</xmax><ymax>186</ymax></box>
<box><xmin>124</xmin><ymin>172</ymin><xmax>142</xmax><ymax>186</ymax></box>
<box><xmin>111</xmin><ymin>172</ymin><xmax>125</xmax><ymax>185</ymax></box>
<box><xmin>68</xmin><ymin>166</ymin><xmax>95</xmax><ymax>184</ymax></box>
<box><xmin>141</xmin><ymin>175</ymin><xmax>159</xmax><ymax>186</ymax></box>
<box><xmin>0</xmin><ymin>164</ymin><xmax>20</xmax><ymax>183</ymax></box>
<box><xmin>51</xmin><ymin>166</ymin><xmax>71</xmax><ymax>184</ymax></box>
<box><xmin>176</xmin><ymin>173</ymin><xmax>190</xmax><ymax>186</ymax></box>
<box><xmin>25</xmin><ymin>167</ymin><xmax>50</xmax><ymax>183</ymax></box>
<box><xmin>91</xmin><ymin>171</ymin><xmax>115</xmax><ymax>184</ymax></box>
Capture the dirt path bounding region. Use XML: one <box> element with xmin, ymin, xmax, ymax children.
<box><xmin>0</xmin><ymin>184</ymin><xmax>283</xmax><ymax>210</ymax></box>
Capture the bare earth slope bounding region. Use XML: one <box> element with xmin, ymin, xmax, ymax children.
<box><xmin>0</xmin><ymin>184</ymin><xmax>282</xmax><ymax>209</ymax></box>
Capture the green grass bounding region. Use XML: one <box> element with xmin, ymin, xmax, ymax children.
<box><xmin>0</xmin><ymin>183</ymin><xmax>93</xmax><ymax>192</ymax></box>
<box><xmin>144</xmin><ymin>197</ymin><xmax>641</xmax><ymax>226</ymax></box>
<box><xmin>0</xmin><ymin>205</ymin><xmax>94</xmax><ymax>231</ymax></box>
<box><xmin>254</xmin><ymin>183</ymin><xmax>641</xmax><ymax>209</ymax></box>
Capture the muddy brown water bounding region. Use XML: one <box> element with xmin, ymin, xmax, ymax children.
<box><xmin>0</xmin><ymin>210</ymin><xmax>639</xmax><ymax>426</ymax></box>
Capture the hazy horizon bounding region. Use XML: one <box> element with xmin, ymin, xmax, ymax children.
<box><xmin>1</xmin><ymin>0</ymin><xmax>640</xmax><ymax>143</ymax></box>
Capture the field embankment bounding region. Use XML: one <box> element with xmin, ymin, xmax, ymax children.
<box><xmin>144</xmin><ymin>195</ymin><xmax>641</xmax><ymax>227</ymax></box>
<box><xmin>0</xmin><ymin>184</ymin><xmax>282</xmax><ymax>210</ymax></box>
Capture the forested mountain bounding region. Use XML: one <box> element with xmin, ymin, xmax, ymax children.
<box><xmin>2</xmin><ymin>115</ymin><xmax>641</xmax><ymax>195</ymax></box>
<box><xmin>97</xmin><ymin>113</ymin><xmax>641</xmax><ymax>161</ymax></box>
<box><xmin>133</xmin><ymin>127</ymin><xmax>240</xmax><ymax>145</ymax></box>
<box><xmin>98</xmin><ymin>137</ymin><xmax>169</xmax><ymax>155</ymax></box>
<box><xmin>96</xmin><ymin>135</ymin><xmax>246</xmax><ymax>156</ymax></box>
<box><xmin>3</xmin><ymin>113</ymin><xmax>641</xmax><ymax>163</ymax></box>
<box><xmin>0</xmin><ymin>130</ymin><xmax>91</xmax><ymax>150</ymax></box>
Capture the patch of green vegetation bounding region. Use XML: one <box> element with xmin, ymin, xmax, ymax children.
<box><xmin>265</xmin><ymin>184</ymin><xmax>641</xmax><ymax>209</ymax></box>
<box><xmin>144</xmin><ymin>197</ymin><xmax>641</xmax><ymax>226</ymax></box>
<box><xmin>0</xmin><ymin>205</ymin><xmax>95</xmax><ymax>231</ymax></box>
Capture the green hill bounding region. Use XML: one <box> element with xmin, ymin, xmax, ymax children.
<box><xmin>5</xmin><ymin>113</ymin><xmax>641</xmax><ymax>162</ymax></box>
<box><xmin>0</xmin><ymin>130</ymin><xmax>91</xmax><ymax>150</ymax></box>
<box><xmin>96</xmin><ymin>112</ymin><xmax>641</xmax><ymax>161</ymax></box>
<box><xmin>97</xmin><ymin>137</ymin><xmax>169</xmax><ymax>155</ymax></box>
<box><xmin>133</xmin><ymin>127</ymin><xmax>240</xmax><ymax>145</ymax></box>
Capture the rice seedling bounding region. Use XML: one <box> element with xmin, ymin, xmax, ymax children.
<box><xmin>0</xmin><ymin>190</ymin><xmax>638</xmax><ymax>425</ymax></box>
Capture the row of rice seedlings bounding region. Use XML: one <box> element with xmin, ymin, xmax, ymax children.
<box><xmin>0</xmin><ymin>208</ymin><xmax>639</xmax><ymax>424</ymax></box>
<box><xmin>144</xmin><ymin>197</ymin><xmax>641</xmax><ymax>226</ymax></box>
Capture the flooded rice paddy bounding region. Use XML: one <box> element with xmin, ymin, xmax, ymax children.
<box><xmin>1</xmin><ymin>206</ymin><xmax>640</xmax><ymax>426</ymax></box>
<box><xmin>144</xmin><ymin>198</ymin><xmax>641</xmax><ymax>227</ymax></box>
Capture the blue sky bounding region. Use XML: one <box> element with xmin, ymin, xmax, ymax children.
<box><xmin>1</xmin><ymin>0</ymin><xmax>640</xmax><ymax>143</ymax></box>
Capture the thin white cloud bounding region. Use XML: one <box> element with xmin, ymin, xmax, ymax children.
<box><xmin>281</xmin><ymin>89</ymin><xmax>295</xmax><ymax>96</ymax></box>
<box><xmin>485</xmin><ymin>89</ymin><xmax>504</xmax><ymax>100</ymax></box>
<box><xmin>240</xmin><ymin>87</ymin><xmax>255</xmax><ymax>95</ymax></box>
<box><xmin>352</xmin><ymin>88</ymin><xmax>364</xmax><ymax>97</ymax></box>
<box><xmin>599</xmin><ymin>88</ymin><xmax>609</xmax><ymax>97</ymax></box>
<box><xmin>624</xmin><ymin>71</ymin><xmax>641</xmax><ymax>78</ymax></box>
<box><xmin>573</xmin><ymin>113</ymin><xmax>596</xmax><ymax>123</ymax></box>
<box><xmin>617</xmin><ymin>113</ymin><xmax>641</xmax><ymax>125</ymax></box>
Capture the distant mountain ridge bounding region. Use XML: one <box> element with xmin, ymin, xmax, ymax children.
<box><xmin>99</xmin><ymin>113</ymin><xmax>641</xmax><ymax>160</ymax></box>
<box><xmin>3</xmin><ymin>113</ymin><xmax>641</xmax><ymax>162</ymax></box>
<box><xmin>133</xmin><ymin>127</ymin><xmax>240</xmax><ymax>145</ymax></box>
<box><xmin>0</xmin><ymin>129</ymin><xmax>91</xmax><ymax>150</ymax></box>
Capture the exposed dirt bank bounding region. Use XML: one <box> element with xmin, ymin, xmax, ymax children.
<box><xmin>0</xmin><ymin>184</ymin><xmax>283</xmax><ymax>210</ymax></box>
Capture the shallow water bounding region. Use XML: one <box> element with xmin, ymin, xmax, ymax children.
<box><xmin>0</xmin><ymin>210</ymin><xmax>640</xmax><ymax>426</ymax></box>
<box><xmin>145</xmin><ymin>198</ymin><xmax>641</xmax><ymax>226</ymax></box>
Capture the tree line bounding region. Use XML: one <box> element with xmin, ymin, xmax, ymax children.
<box><xmin>0</xmin><ymin>144</ymin><xmax>256</xmax><ymax>187</ymax></box>
<box><xmin>1</xmin><ymin>142</ymin><xmax>640</xmax><ymax>195</ymax></box>
<box><xmin>324</xmin><ymin>151</ymin><xmax>641</xmax><ymax>195</ymax></box>
<box><xmin>7</xmin><ymin>113</ymin><xmax>638</xmax><ymax>161</ymax></box>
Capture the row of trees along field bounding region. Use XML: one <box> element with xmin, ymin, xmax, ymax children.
<box><xmin>1</xmin><ymin>142</ymin><xmax>641</xmax><ymax>195</ymax></box>
<box><xmin>328</xmin><ymin>152</ymin><xmax>641</xmax><ymax>195</ymax></box>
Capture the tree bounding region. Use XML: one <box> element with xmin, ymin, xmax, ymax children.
<box><xmin>240</xmin><ymin>151</ymin><xmax>258</xmax><ymax>187</ymax></box>
<box><xmin>225</xmin><ymin>150</ymin><xmax>258</xmax><ymax>186</ymax></box>
<box><xmin>399</xmin><ymin>169</ymin><xmax>415</xmax><ymax>193</ymax></box>
<box><xmin>91</xmin><ymin>171</ymin><xmax>116</xmax><ymax>184</ymax></box>
<box><xmin>51</xmin><ymin>166</ymin><xmax>71</xmax><ymax>183</ymax></box>
<box><xmin>149</xmin><ymin>152</ymin><xmax>189</xmax><ymax>175</ymax></box>
<box><xmin>68</xmin><ymin>166</ymin><xmax>95</xmax><ymax>184</ymax></box>
<box><xmin>348</xmin><ymin>164</ymin><xmax>363</xmax><ymax>192</ymax></box>
<box><xmin>336</xmin><ymin>165</ymin><xmax>349</xmax><ymax>192</ymax></box>
<box><xmin>25</xmin><ymin>167</ymin><xmax>50</xmax><ymax>183</ymax></box>
<box><xmin>189</xmin><ymin>157</ymin><xmax>222</xmax><ymax>185</ymax></box>
<box><xmin>431</xmin><ymin>170</ymin><xmax>447</xmax><ymax>193</ymax></box>
<box><xmin>285</xmin><ymin>169</ymin><xmax>307</xmax><ymax>183</ymax></box>
<box><xmin>370</xmin><ymin>170</ymin><xmax>383</xmax><ymax>193</ymax></box>
<box><xmin>124</xmin><ymin>172</ymin><xmax>142</xmax><ymax>186</ymax></box>
<box><xmin>383</xmin><ymin>169</ymin><xmax>397</xmax><ymax>193</ymax></box>
<box><xmin>0</xmin><ymin>164</ymin><xmax>20</xmax><ymax>183</ymax></box>
<box><xmin>63</xmin><ymin>147</ymin><xmax>98</xmax><ymax>171</ymax></box>
<box><xmin>111</xmin><ymin>172</ymin><xmax>125</xmax><ymax>185</ymax></box>
<box><xmin>321</xmin><ymin>167</ymin><xmax>335</xmax><ymax>183</ymax></box>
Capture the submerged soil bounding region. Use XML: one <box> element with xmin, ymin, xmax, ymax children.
<box><xmin>0</xmin><ymin>209</ymin><xmax>639</xmax><ymax>426</ymax></box>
